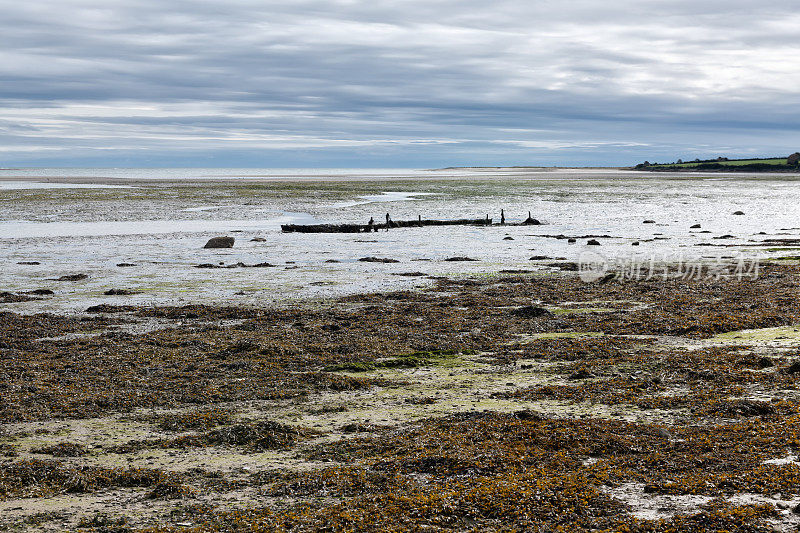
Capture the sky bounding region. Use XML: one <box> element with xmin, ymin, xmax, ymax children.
<box><xmin>1</xmin><ymin>0</ymin><xmax>800</xmax><ymax>168</ymax></box>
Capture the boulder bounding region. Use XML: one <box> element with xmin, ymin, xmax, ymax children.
<box><xmin>733</xmin><ymin>211</ymin><xmax>745</xmax><ymax>215</ymax></box>
<box><xmin>86</xmin><ymin>304</ymin><xmax>135</xmax><ymax>313</ymax></box>
<box><xmin>26</xmin><ymin>289</ymin><xmax>54</xmax><ymax>296</ymax></box>
<box><xmin>57</xmin><ymin>274</ymin><xmax>88</xmax><ymax>281</ymax></box>
<box><xmin>104</xmin><ymin>289</ymin><xmax>140</xmax><ymax>295</ymax></box>
<box><xmin>250</xmin><ymin>237</ymin><xmax>267</xmax><ymax>242</ymax></box>
<box><xmin>358</xmin><ymin>257</ymin><xmax>399</xmax><ymax>263</ymax></box>
<box><xmin>690</xmin><ymin>224</ymin><xmax>701</xmax><ymax>229</ymax></box>
<box><xmin>567</xmin><ymin>238</ymin><xmax>577</xmax><ymax>244</ymax></box>
<box><xmin>643</xmin><ymin>220</ymin><xmax>655</xmax><ymax>224</ymax></box>
<box><xmin>587</xmin><ymin>239</ymin><xmax>601</xmax><ymax>246</ymax></box>
<box><xmin>204</xmin><ymin>236</ymin><xmax>235</xmax><ymax>249</ymax></box>
<box><xmin>444</xmin><ymin>256</ymin><xmax>478</xmax><ymax>262</ymax></box>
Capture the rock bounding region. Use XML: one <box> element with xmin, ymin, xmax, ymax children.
<box><xmin>643</xmin><ymin>220</ymin><xmax>655</xmax><ymax>224</ymax></box>
<box><xmin>758</xmin><ymin>356</ymin><xmax>774</xmax><ymax>368</ymax></box>
<box><xmin>514</xmin><ymin>409</ymin><xmax>544</xmax><ymax>420</ymax></box>
<box><xmin>733</xmin><ymin>211</ymin><xmax>745</xmax><ymax>215</ymax></box>
<box><xmin>567</xmin><ymin>238</ymin><xmax>576</xmax><ymax>244</ymax></box>
<box><xmin>587</xmin><ymin>239</ymin><xmax>601</xmax><ymax>246</ymax></box>
<box><xmin>510</xmin><ymin>306</ymin><xmax>551</xmax><ymax>318</ymax></box>
<box><xmin>0</xmin><ymin>292</ymin><xmax>39</xmax><ymax>303</ymax></box>
<box><xmin>104</xmin><ymin>289</ymin><xmax>136</xmax><ymax>295</ymax></box>
<box><xmin>26</xmin><ymin>289</ymin><xmax>54</xmax><ymax>296</ymax></box>
<box><xmin>529</xmin><ymin>255</ymin><xmax>550</xmax><ymax>260</ymax></box>
<box><xmin>358</xmin><ymin>257</ymin><xmax>400</xmax><ymax>263</ymax></box>
<box><xmin>598</xmin><ymin>273</ymin><xmax>617</xmax><ymax>284</ymax></box>
<box><xmin>57</xmin><ymin>274</ymin><xmax>88</xmax><ymax>281</ymax></box>
<box><xmin>713</xmin><ymin>234</ymin><xmax>735</xmax><ymax>239</ymax></box>
<box><xmin>568</xmin><ymin>368</ymin><xmax>595</xmax><ymax>380</ymax></box>
<box><xmin>197</xmin><ymin>262</ymin><xmax>274</xmax><ymax>269</ymax></box>
<box><xmin>325</xmin><ymin>259</ymin><xmax>340</xmax><ymax>263</ymax></box>
<box><xmin>250</xmin><ymin>237</ymin><xmax>267</xmax><ymax>242</ymax></box>
<box><xmin>655</xmin><ymin>428</ymin><xmax>673</xmax><ymax>439</ymax></box>
<box><xmin>86</xmin><ymin>304</ymin><xmax>135</xmax><ymax>313</ymax></box>
<box><xmin>116</xmin><ymin>263</ymin><xmax>137</xmax><ymax>267</ymax></box>
<box><xmin>17</xmin><ymin>261</ymin><xmax>40</xmax><ymax>265</ymax></box>
<box><xmin>785</xmin><ymin>360</ymin><xmax>800</xmax><ymax>374</ymax></box>
<box><xmin>393</xmin><ymin>272</ymin><xmax>427</xmax><ymax>277</ymax></box>
<box><xmin>203</xmin><ymin>236</ymin><xmax>235</xmax><ymax>249</ymax></box>
<box><xmin>631</xmin><ymin>241</ymin><xmax>640</xmax><ymax>246</ymax></box>
<box><xmin>547</xmin><ymin>262</ymin><xmax>579</xmax><ymax>271</ymax></box>
<box><xmin>690</xmin><ymin>224</ymin><xmax>701</xmax><ymax>229</ymax></box>
<box><xmin>444</xmin><ymin>256</ymin><xmax>478</xmax><ymax>262</ymax></box>
<box><xmin>503</xmin><ymin>236</ymin><xmax>514</xmax><ymax>240</ymax></box>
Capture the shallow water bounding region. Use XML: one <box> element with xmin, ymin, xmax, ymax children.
<box><xmin>1</xmin><ymin>167</ymin><xmax>799</xmax><ymax>313</ymax></box>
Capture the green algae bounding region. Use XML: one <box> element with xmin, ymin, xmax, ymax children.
<box><xmin>709</xmin><ymin>325</ymin><xmax>800</xmax><ymax>346</ymax></box>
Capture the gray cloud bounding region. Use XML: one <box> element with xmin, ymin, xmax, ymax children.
<box><xmin>1</xmin><ymin>0</ymin><xmax>799</xmax><ymax>166</ymax></box>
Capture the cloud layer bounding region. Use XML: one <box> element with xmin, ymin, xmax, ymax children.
<box><xmin>2</xmin><ymin>0</ymin><xmax>800</xmax><ymax>166</ymax></box>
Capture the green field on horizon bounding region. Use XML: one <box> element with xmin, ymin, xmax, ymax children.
<box><xmin>650</xmin><ymin>157</ymin><xmax>789</xmax><ymax>168</ymax></box>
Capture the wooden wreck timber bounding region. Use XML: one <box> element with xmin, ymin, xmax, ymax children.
<box><xmin>282</xmin><ymin>217</ymin><xmax>493</xmax><ymax>233</ymax></box>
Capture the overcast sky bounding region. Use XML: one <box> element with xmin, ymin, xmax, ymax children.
<box><xmin>2</xmin><ymin>0</ymin><xmax>799</xmax><ymax>167</ymax></box>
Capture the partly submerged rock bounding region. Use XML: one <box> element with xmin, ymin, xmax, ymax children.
<box><xmin>56</xmin><ymin>274</ymin><xmax>88</xmax><ymax>281</ymax></box>
<box><xmin>733</xmin><ymin>210</ymin><xmax>745</xmax><ymax>215</ymax></box>
<box><xmin>26</xmin><ymin>289</ymin><xmax>54</xmax><ymax>296</ymax></box>
<box><xmin>104</xmin><ymin>289</ymin><xmax>138</xmax><ymax>295</ymax></box>
<box><xmin>358</xmin><ymin>257</ymin><xmax>400</xmax><ymax>263</ymax></box>
<box><xmin>17</xmin><ymin>261</ymin><xmax>40</xmax><ymax>265</ymax></box>
<box><xmin>444</xmin><ymin>256</ymin><xmax>478</xmax><ymax>262</ymax></box>
<box><xmin>86</xmin><ymin>304</ymin><xmax>135</xmax><ymax>313</ymax></box>
<box><xmin>203</xmin><ymin>236</ymin><xmax>235</xmax><ymax>249</ymax></box>
<box><xmin>587</xmin><ymin>239</ymin><xmax>601</xmax><ymax>245</ymax></box>
<box><xmin>690</xmin><ymin>224</ymin><xmax>701</xmax><ymax>229</ymax></box>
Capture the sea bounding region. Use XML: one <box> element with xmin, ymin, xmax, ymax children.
<box><xmin>1</xmin><ymin>167</ymin><xmax>799</xmax><ymax>314</ymax></box>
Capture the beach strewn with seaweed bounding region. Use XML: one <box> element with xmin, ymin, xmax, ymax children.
<box><xmin>3</xmin><ymin>169</ymin><xmax>800</xmax><ymax>531</ymax></box>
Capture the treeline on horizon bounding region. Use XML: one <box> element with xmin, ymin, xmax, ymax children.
<box><xmin>634</xmin><ymin>153</ymin><xmax>800</xmax><ymax>171</ymax></box>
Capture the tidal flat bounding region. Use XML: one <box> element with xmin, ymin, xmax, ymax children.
<box><xmin>3</xmin><ymin>169</ymin><xmax>800</xmax><ymax>531</ymax></box>
<box><xmin>3</xmin><ymin>263</ymin><xmax>800</xmax><ymax>531</ymax></box>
